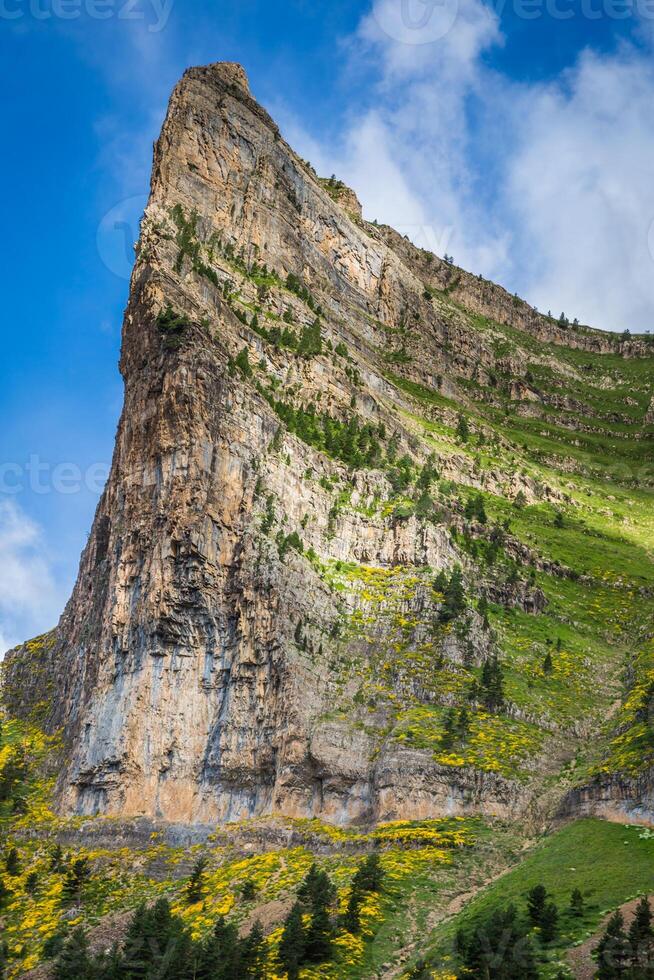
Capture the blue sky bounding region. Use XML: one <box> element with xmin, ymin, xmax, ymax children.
<box><xmin>1</xmin><ymin>0</ymin><xmax>653</xmax><ymax>650</ymax></box>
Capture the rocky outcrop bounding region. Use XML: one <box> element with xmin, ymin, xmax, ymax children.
<box><xmin>2</xmin><ymin>62</ymin><xmax>477</xmax><ymax>824</ymax></box>
<box><xmin>560</xmin><ymin>772</ymin><xmax>654</xmax><ymax>827</ymax></box>
<box><xmin>2</xmin><ymin>61</ymin><xmax>651</xmax><ymax>828</ymax></box>
<box><xmin>375</xmin><ymin>223</ymin><xmax>654</xmax><ymax>357</ymax></box>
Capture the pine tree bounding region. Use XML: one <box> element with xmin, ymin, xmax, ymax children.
<box><xmin>440</xmin><ymin>708</ymin><xmax>458</xmax><ymax>750</ymax></box>
<box><xmin>278</xmin><ymin>902</ymin><xmax>306</xmax><ymax>980</ymax></box>
<box><xmin>467</xmin><ymin>677</ymin><xmax>481</xmax><ymax>704</ymax></box>
<box><xmin>94</xmin><ymin>945</ymin><xmax>124</xmax><ymax>980</ymax></box>
<box><xmin>120</xmin><ymin>902</ymin><xmax>150</xmax><ymax>977</ymax></box>
<box><xmin>0</xmin><ymin>879</ymin><xmax>10</xmax><ymax>910</ymax></box>
<box><xmin>298</xmin><ymin>318</ymin><xmax>323</xmax><ymax>358</ymax></box>
<box><xmin>439</xmin><ymin>567</ymin><xmax>466</xmax><ymax>623</ymax></box>
<box><xmin>540</xmin><ymin>901</ymin><xmax>559</xmax><ymax>943</ymax></box>
<box><xmin>458</xmin><ymin>706</ymin><xmax>471</xmax><ymax>741</ymax></box>
<box><xmin>569</xmin><ymin>888</ymin><xmax>584</xmax><ymax>918</ymax></box>
<box><xmin>234</xmin><ymin>347</ymin><xmax>252</xmax><ymax>378</ymax></box>
<box><xmin>628</xmin><ymin>895</ymin><xmax>654</xmax><ymax>969</ymax></box>
<box><xmin>480</xmin><ymin>654</ymin><xmax>504</xmax><ymax>711</ymax></box>
<box><xmin>196</xmin><ymin>914</ymin><xmax>240</xmax><ymax>980</ymax></box>
<box><xmin>526</xmin><ymin>884</ymin><xmax>548</xmax><ymax>926</ymax></box>
<box><xmin>543</xmin><ymin>650</ymin><xmax>554</xmax><ymax>675</ymax></box>
<box><xmin>460</xmin><ymin>906</ymin><xmax>539</xmax><ymax>979</ymax></box>
<box><xmin>415</xmin><ymin>490</ymin><xmax>435</xmax><ymax>521</ymax></box>
<box><xmin>185</xmin><ymin>856</ymin><xmax>208</xmax><ymax>904</ymax></box>
<box><xmin>5</xmin><ymin>848</ymin><xmax>20</xmax><ymax>876</ymax></box>
<box><xmin>594</xmin><ymin>910</ymin><xmax>630</xmax><ymax>979</ymax></box>
<box><xmin>353</xmin><ymin>853</ymin><xmax>384</xmax><ymax>893</ymax></box>
<box><xmin>122</xmin><ymin>897</ymin><xmax>192</xmax><ymax>980</ymax></box>
<box><xmin>417</xmin><ymin>456</ymin><xmax>438</xmax><ymax>490</ymax></box>
<box><xmin>25</xmin><ymin>870</ymin><xmax>39</xmax><ymax>895</ymax></box>
<box><xmin>513</xmin><ymin>489</ymin><xmax>527</xmax><ymax>509</ymax></box>
<box><xmin>299</xmin><ymin>866</ymin><xmax>336</xmax><ymax>963</ymax></box>
<box><xmin>240</xmin><ymin>878</ymin><xmax>258</xmax><ymax>902</ymax></box>
<box><xmin>343</xmin><ymin>884</ymin><xmax>362</xmax><ymax>934</ymax></box>
<box><xmin>464</xmin><ymin>493</ymin><xmax>487</xmax><ymax>524</ymax></box>
<box><xmin>343</xmin><ymin>853</ymin><xmax>384</xmax><ymax>935</ymax></box>
<box><xmin>240</xmin><ymin>921</ymin><xmax>266</xmax><ymax>979</ymax></box>
<box><xmin>61</xmin><ymin>857</ymin><xmax>90</xmax><ymax>905</ymax></box>
<box><xmin>165</xmin><ymin>928</ymin><xmax>196</xmax><ymax>980</ymax></box>
<box><xmin>42</xmin><ymin>927</ymin><xmax>69</xmax><ymax>961</ymax></box>
<box><xmin>456</xmin><ymin>414</ymin><xmax>469</xmax><ymax>443</ymax></box>
<box><xmin>49</xmin><ymin>844</ymin><xmax>65</xmax><ymax>872</ymax></box>
<box><xmin>54</xmin><ymin>927</ymin><xmax>94</xmax><ymax>980</ymax></box>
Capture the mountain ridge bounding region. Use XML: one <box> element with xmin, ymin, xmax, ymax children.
<box><xmin>2</xmin><ymin>60</ymin><xmax>653</xmax><ymax>833</ymax></box>
<box><xmin>1</xmin><ymin>59</ymin><xmax>654</xmax><ymax>980</ymax></box>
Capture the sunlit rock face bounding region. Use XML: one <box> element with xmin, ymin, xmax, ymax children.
<box><xmin>3</xmin><ymin>62</ymin><xmax>652</xmax><ymax>829</ymax></box>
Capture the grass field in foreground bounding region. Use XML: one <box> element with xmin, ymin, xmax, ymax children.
<box><xmin>422</xmin><ymin>818</ymin><xmax>654</xmax><ymax>978</ymax></box>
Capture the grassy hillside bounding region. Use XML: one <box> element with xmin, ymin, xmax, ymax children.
<box><xmin>418</xmin><ymin>818</ymin><xmax>654</xmax><ymax>978</ymax></box>
<box><xmin>0</xmin><ymin>716</ymin><xmax>525</xmax><ymax>978</ymax></box>
<box><xmin>2</xmin><ymin>197</ymin><xmax>653</xmax><ymax>978</ymax></box>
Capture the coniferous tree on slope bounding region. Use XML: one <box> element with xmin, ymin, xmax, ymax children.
<box><xmin>540</xmin><ymin>901</ymin><xmax>559</xmax><ymax>943</ymax></box>
<box><xmin>594</xmin><ymin>910</ymin><xmax>631</xmax><ymax>979</ymax></box>
<box><xmin>54</xmin><ymin>927</ymin><xmax>94</xmax><ymax>980</ymax></box>
<box><xmin>278</xmin><ymin>901</ymin><xmax>306</xmax><ymax>980</ymax></box>
<box><xmin>239</xmin><ymin>920</ymin><xmax>266</xmax><ymax>979</ymax></box>
<box><xmin>480</xmin><ymin>653</ymin><xmax>505</xmax><ymax>711</ymax></box>
<box><xmin>569</xmin><ymin>887</ymin><xmax>585</xmax><ymax>918</ymax></box>
<box><xmin>458</xmin><ymin>906</ymin><xmax>539</xmax><ymax>979</ymax></box>
<box><xmin>196</xmin><ymin>914</ymin><xmax>240</xmax><ymax>980</ymax></box>
<box><xmin>526</xmin><ymin>884</ymin><xmax>548</xmax><ymax>926</ymax></box>
<box><xmin>343</xmin><ymin>853</ymin><xmax>386</xmax><ymax>935</ymax></box>
<box><xmin>298</xmin><ymin>863</ymin><xmax>337</xmax><ymax>962</ymax></box>
<box><xmin>185</xmin><ymin>855</ymin><xmax>208</xmax><ymax>904</ymax></box>
<box><xmin>628</xmin><ymin>895</ymin><xmax>654</xmax><ymax>970</ymax></box>
<box><xmin>53</xmin><ymin>899</ymin><xmax>267</xmax><ymax>980</ymax></box>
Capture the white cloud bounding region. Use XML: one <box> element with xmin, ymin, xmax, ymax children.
<box><xmin>506</xmin><ymin>46</ymin><xmax>654</xmax><ymax>330</ymax></box>
<box><xmin>286</xmin><ymin>0</ymin><xmax>654</xmax><ymax>332</ymax></box>
<box><xmin>0</xmin><ymin>501</ymin><xmax>63</xmax><ymax>657</ymax></box>
<box><xmin>279</xmin><ymin>0</ymin><xmax>512</xmax><ymax>282</ymax></box>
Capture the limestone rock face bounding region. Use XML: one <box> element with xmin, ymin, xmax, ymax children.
<box><xmin>2</xmin><ymin>63</ymin><xmax>651</xmax><ymax>827</ymax></box>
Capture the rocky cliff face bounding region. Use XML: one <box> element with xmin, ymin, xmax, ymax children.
<box><xmin>3</xmin><ymin>62</ymin><xmax>654</xmax><ymax>829</ymax></box>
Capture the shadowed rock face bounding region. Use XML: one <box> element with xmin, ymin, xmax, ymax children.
<box><xmin>2</xmin><ymin>62</ymin><xmax>651</xmax><ymax>827</ymax></box>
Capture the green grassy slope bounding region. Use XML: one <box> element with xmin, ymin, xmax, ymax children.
<box><xmin>1</xmin><ymin>200</ymin><xmax>653</xmax><ymax>978</ymax></box>
<box><xmin>420</xmin><ymin>818</ymin><xmax>654</xmax><ymax>978</ymax></box>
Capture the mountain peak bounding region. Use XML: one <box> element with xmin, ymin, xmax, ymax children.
<box><xmin>3</xmin><ymin>63</ymin><xmax>653</xmax><ymax>836</ymax></box>
<box><xmin>203</xmin><ymin>60</ymin><xmax>250</xmax><ymax>93</ymax></box>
